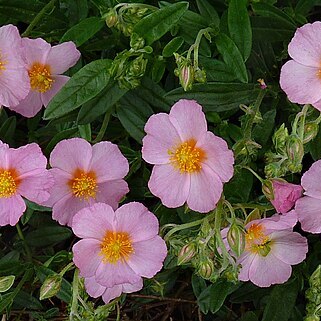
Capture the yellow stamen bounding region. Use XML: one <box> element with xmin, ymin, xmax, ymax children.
<box><xmin>0</xmin><ymin>169</ymin><xmax>18</xmax><ymax>198</ymax></box>
<box><xmin>168</xmin><ymin>139</ymin><xmax>206</xmax><ymax>173</ymax></box>
<box><xmin>100</xmin><ymin>231</ymin><xmax>134</xmax><ymax>264</ymax></box>
<box><xmin>28</xmin><ymin>62</ymin><xmax>54</xmax><ymax>93</ymax></box>
<box><xmin>245</xmin><ymin>223</ymin><xmax>271</xmax><ymax>256</ymax></box>
<box><xmin>69</xmin><ymin>170</ymin><xmax>97</xmax><ymax>200</ymax></box>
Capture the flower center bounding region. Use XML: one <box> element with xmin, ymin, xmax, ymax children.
<box><xmin>100</xmin><ymin>231</ymin><xmax>134</xmax><ymax>264</ymax></box>
<box><xmin>28</xmin><ymin>62</ymin><xmax>54</xmax><ymax>93</ymax></box>
<box><xmin>169</xmin><ymin>139</ymin><xmax>206</xmax><ymax>173</ymax></box>
<box><xmin>0</xmin><ymin>169</ymin><xmax>18</xmax><ymax>198</ymax></box>
<box><xmin>69</xmin><ymin>170</ymin><xmax>97</xmax><ymax>200</ymax></box>
<box><xmin>245</xmin><ymin>223</ymin><xmax>271</xmax><ymax>256</ymax></box>
<box><xmin>0</xmin><ymin>50</ymin><xmax>7</xmax><ymax>75</ymax></box>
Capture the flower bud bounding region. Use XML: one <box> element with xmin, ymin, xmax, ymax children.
<box><xmin>128</xmin><ymin>55</ymin><xmax>147</xmax><ymax>78</ymax></box>
<box><xmin>130</xmin><ymin>33</ymin><xmax>145</xmax><ymax>50</ymax></box>
<box><xmin>227</xmin><ymin>223</ymin><xmax>245</xmax><ymax>257</ymax></box>
<box><xmin>304</xmin><ymin>316</ymin><xmax>320</xmax><ymax>321</ymax></box>
<box><xmin>40</xmin><ymin>274</ymin><xmax>62</xmax><ymax>300</ymax></box>
<box><xmin>197</xmin><ymin>258</ymin><xmax>214</xmax><ymax>279</ymax></box>
<box><xmin>179</xmin><ymin>64</ymin><xmax>194</xmax><ymax>91</ymax></box>
<box><xmin>177</xmin><ymin>242</ymin><xmax>197</xmax><ymax>265</ymax></box>
<box><xmin>257</xmin><ymin>78</ymin><xmax>267</xmax><ymax>90</ymax></box>
<box><xmin>262</xmin><ymin>179</ymin><xmax>274</xmax><ymax>200</ymax></box>
<box><xmin>303</xmin><ymin>122</ymin><xmax>319</xmax><ymax>144</ymax></box>
<box><xmin>273</xmin><ymin>124</ymin><xmax>288</xmax><ymax>154</ymax></box>
<box><xmin>264</xmin><ymin>162</ymin><xmax>282</xmax><ymax>178</ymax></box>
<box><xmin>0</xmin><ymin>275</ymin><xmax>15</xmax><ymax>293</ymax></box>
<box><xmin>194</xmin><ymin>68</ymin><xmax>206</xmax><ymax>83</ymax></box>
<box><xmin>104</xmin><ymin>9</ymin><xmax>118</xmax><ymax>28</ymax></box>
<box><xmin>286</xmin><ymin>135</ymin><xmax>304</xmax><ymax>163</ymax></box>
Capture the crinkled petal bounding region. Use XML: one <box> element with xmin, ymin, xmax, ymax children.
<box><xmin>187</xmin><ymin>165</ymin><xmax>222</xmax><ymax>213</ymax></box>
<box><xmin>122</xmin><ymin>279</ymin><xmax>143</xmax><ymax>293</ymax></box>
<box><xmin>41</xmin><ymin>75</ymin><xmax>69</xmax><ymax>107</ymax></box>
<box><xmin>46</xmin><ymin>41</ymin><xmax>80</xmax><ymax>74</ymax></box>
<box><xmin>50</xmin><ymin>138</ymin><xmax>93</xmax><ymax>173</ymax></box>
<box><xmin>84</xmin><ymin>276</ymin><xmax>105</xmax><ymax>298</ymax></box>
<box><xmin>142</xmin><ymin>113</ymin><xmax>181</xmax><ymax>165</ymax></box>
<box><xmin>127</xmin><ymin>236</ymin><xmax>167</xmax><ymax>278</ymax></box>
<box><xmin>9</xmin><ymin>91</ymin><xmax>43</xmax><ymax>118</ymax></box>
<box><xmin>90</xmin><ymin>141</ymin><xmax>129</xmax><ymax>183</ymax></box>
<box><xmin>115</xmin><ymin>202</ymin><xmax>159</xmax><ymax>243</ymax></box>
<box><xmin>288</xmin><ymin>21</ymin><xmax>321</xmax><ymax>67</ymax></box>
<box><xmin>72</xmin><ymin>203</ymin><xmax>115</xmax><ymax>239</ymax></box>
<box><xmin>295</xmin><ymin>196</ymin><xmax>321</xmax><ymax>233</ymax></box>
<box><xmin>101</xmin><ymin>285</ymin><xmax>123</xmax><ymax>303</ymax></box>
<box><xmin>148</xmin><ymin>164</ymin><xmax>190</xmax><ymax>208</ymax></box>
<box><xmin>0</xmin><ymin>195</ymin><xmax>26</xmax><ymax>226</ymax></box>
<box><xmin>280</xmin><ymin>60</ymin><xmax>321</xmax><ymax>104</ymax></box>
<box><xmin>237</xmin><ymin>251</ymin><xmax>255</xmax><ymax>282</ymax></box>
<box><xmin>72</xmin><ymin>239</ymin><xmax>102</xmax><ymax>278</ymax></box>
<box><xmin>301</xmin><ymin>159</ymin><xmax>321</xmax><ymax>200</ymax></box>
<box><xmin>22</xmin><ymin>38</ymin><xmax>51</xmax><ymax>66</ymax></box>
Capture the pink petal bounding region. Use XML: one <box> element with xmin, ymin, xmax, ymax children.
<box><xmin>196</xmin><ymin>131</ymin><xmax>234</xmax><ymax>182</ymax></box>
<box><xmin>101</xmin><ymin>285</ymin><xmax>123</xmax><ymax>303</ymax></box>
<box><xmin>0</xmin><ymin>195</ymin><xmax>26</xmax><ymax>226</ymax></box>
<box><xmin>256</xmin><ymin>211</ymin><xmax>298</xmax><ymax>233</ymax></box>
<box><xmin>90</xmin><ymin>141</ymin><xmax>129</xmax><ymax>183</ymax></box>
<box><xmin>84</xmin><ymin>276</ymin><xmax>105</xmax><ymax>298</ymax></box>
<box><xmin>301</xmin><ymin>159</ymin><xmax>321</xmax><ymax>200</ymax></box>
<box><xmin>142</xmin><ymin>113</ymin><xmax>181</xmax><ymax>165</ymax></box>
<box><xmin>72</xmin><ymin>203</ymin><xmax>115</xmax><ymax>239</ymax></box>
<box><xmin>50</xmin><ymin>138</ymin><xmax>93</xmax><ymax>173</ymax></box>
<box><xmin>122</xmin><ymin>279</ymin><xmax>143</xmax><ymax>293</ymax></box>
<box><xmin>22</xmin><ymin>38</ymin><xmax>51</xmax><ymax>66</ymax></box>
<box><xmin>95</xmin><ymin>261</ymin><xmax>140</xmax><ymax>288</ymax></box>
<box><xmin>95</xmin><ymin>179</ymin><xmax>129</xmax><ymax>210</ymax></box>
<box><xmin>169</xmin><ymin>99</ymin><xmax>207</xmax><ymax>141</ymax></box>
<box><xmin>271</xmin><ymin>231</ymin><xmax>308</xmax><ymax>265</ymax></box>
<box><xmin>9</xmin><ymin>91</ymin><xmax>43</xmax><ymax>118</ymax></box>
<box><xmin>115</xmin><ymin>202</ymin><xmax>159</xmax><ymax>243</ymax></box>
<box><xmin>237</xmin><ymin>251</ymin><xmax>255</xmax><ymax>282</ymax></box>
<box><xmin>127</xmin><ymin>236</ymin><xmax>167</xmax><ymax>278</ymax></box>
<box><xmin>248</xmin><ymin>253</ymin><xmax>292</xmax><ymax>287</ymax></box>
<box><xmin>72</xmin><ymin>239</ymin><xmax>102</xmax><ymax>278</ymax></box>
<box><xmin>41</xmin><ymin>75</ymin><xmax>69</xmax><ymax>107</ymax></box>
<box><xmin>148</xmin><ymin>164</ymin><xmax>190</xmax><ymax>208</ymax></box>
<box><xmin>312</xmin><ymin>97</ymin><xmax>321</xmax><ymax>111</ymax></box>
<box><xmin>46</xmin><ymin>41</ymin><xmax>80</xmax><ymax>74</ymax></box>
<box><xmin>280</xmin><ymin>60</ymin><xmax>321</xmax><ymax>104</ymax></box>
<box><xmin>295</xmin><ymin>196</ymin><xmax>321</xmax><ymax>233</ymax></box>
<box><xmin>288</xmin><ymin>22</ymin><xmax>321</xmax><ymax>67</ymax></box>
<box><xmin>187</xmin><ymin>165</ymin><xmax>223</xmax><ymax>213</ymax></box>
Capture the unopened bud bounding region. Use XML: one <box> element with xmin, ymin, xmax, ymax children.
<box><xmin>194</xmin><ymin>68</ymin><xmax>206</xmax><ymax>83</ymax></box>
<box><xmin>273</xmin><ymin>124</ymin><xmax>288</xmax><ymax>154</ymax></box>
<box><xmin>177</xmin><ymin>243</ymin><xmax>197</xmax><ymax>265</ymax></box>
<box><xmin>227</xmin><ymin>223</ymin><xmax>245</xmax><ymax>257</ymax></box>
<box><xmin>128</xmin><ymin>55</ymin><xmax>147</xmax><ymax>77</ymax></box>
<box><xmin>286</xmin><ymin>135</ymin><xmax>304</xmax><ymax>171</ymax></box>
<box><xmin>104</xmin><ymin>9</ymin><xmax>118</xmax><ymax>28</ymax></box>
<box><xmin>303</xmin><ymin>122</ymin><xmax>319</xmax><ymax>144</ymax></box>
<box><xmin>40</xmin><ymin>274</ymin><xmax>62</xmax><ymax>300</ymax></box>
<box><xmin>304</xmin><ymin>316</ymin><xmax>320</xmax><ymax>321</ymax></box>
<box><xmin>262</xmin><ymin>179</ymin><xmax>274</xmax><ymax>200</ymax></box>
<box><xmin>264</xmin><ymin>162</ymin><xmax>282</xmax><ymax>178</ymax></box>
<box><xmin>257</xmin><ymin>78</ymin><xmax>267</xmax><ymax>90</ymax></box>
<box><xmin>130</xmin><ymin>33</ymin><xmax>145</xmax><ymax>50</ymax></box>
<box><xmin>179</xmin><ymin>65</ymin><xmax>194</xmax><ymax>91</ymax></box>
<box><xmin>197</xmin><ymin>258</ymin><xmax>214</xmax><ymax>279</ymax></box>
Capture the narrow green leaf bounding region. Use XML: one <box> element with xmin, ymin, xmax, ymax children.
<box><xmin>241</xmin><ymin>312</ymin><xmax>259</xmax><ymax>321</ymax></box>
<box><xmin>133</xmin><ymin>2</ymin><xmax>189</xmax><ymax>45</ymax></box>
<box><xmin>216</xmin><ymin>33</ymin><xmax>248</xmax><ymax>83</ymax></box>
<box><xmin>0</xmin><ymin>116</ymin><xmax>16</xmax><ymax>145</ymax></box>
<box><xmin>196</xmin><ymin>0</ymin><xmax>220</xmax><ymax>27</ymax></box>
<box><xmin>228</xmin><ymin>0</ymin><xmax>252</xmax><ymax>61</ymax></box>
<box><xmin>0</xmin><ymin>292</ymin><xmax>15</xmax><ymax>313</ymax></box>
<box><xmin>0</xmin><ymin>276</ymin><xmax>15</xmax><ymax>293</ymax></box>
<box><xmin>162</xmin><ymin>37</ymin><xmax>184</xmax><ymax>57</ymax></box>
<box><xmin>60</xmin><ymin>17</ymin><xmax>104</xmax><ymax>47</ymax></box>
<box><xmin>14</xmin><ymin>290</ymin><xmax>43</xmax><ymax>310</ymax></box>
<box><xmin>44</xmin><ymin>59</ymin><xmax>111</xmax><ymax>120</ymax></box>
<box><xmin>200</xmin><ymin>57</ymin><xmax>237</xmax><ymax>82</ymax></box>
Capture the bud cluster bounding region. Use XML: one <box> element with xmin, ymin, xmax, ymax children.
<box><xmin>305</xmin><ymin>265</ymin><xmax>321</xmax><ymax>321</ymax></box>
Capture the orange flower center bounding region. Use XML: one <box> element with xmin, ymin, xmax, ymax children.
<box><xmin>100</xmin><ymin>231</ymin><xmax>134</xmax><ymax>264</ymax></box>
<box><xmin>28</xmin><ymin>62</ymin><xmax>54</xmax><ymax>93</ymax></box>
<box><xmin>0</xmin><ymin>169</ymin><xmax>18</xmax><ymax>198</ymax></box>
<box><xmin>0</xmin><ymin>50</ymin><xmax>7</xmax><ymax>75</ymax></box>
<box><xmin>169</xmin><ymin>139</ymin><xmax>206</xmax><ymax>173</ymax></box>
<box><xmin>69</xmin><ymin>170</ymin><xmax>97</xmax><ymax>200</ymax></box>
<box><xmin>245</xmin><ymin>223</ymin><xmax>271</xmax><ymax>256</ymax></box>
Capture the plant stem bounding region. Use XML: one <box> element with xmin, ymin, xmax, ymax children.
<box><xmin>92</xmin><ymin>108</ymin><xmax>113</xmax><ymax>143</ymax></box>
<box><xmin>16</xmin><ymin>224</ymin><xmax>32</xmax><ymax>261</ymax></box>
<box><xmin>69</xmin><ymin>269</ymin><xmax>80</xmax><ymax>321</ymax></box>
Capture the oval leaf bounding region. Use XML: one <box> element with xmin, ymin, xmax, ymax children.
<box><xmin>162</xmin><ymin>36</ymin><xmax>184</xmax><ymax>57</ymax></box>
<box><xmin>0</xmin><ymin>275</ymin><xmax>15</xmax><ymax>293</ymax></box>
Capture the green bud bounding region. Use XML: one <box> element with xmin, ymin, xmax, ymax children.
<box><xmin>264</xmin><ymin>162</ymin><xmax>282</xmax><ymax>178</ymax></box>
<box><xmin>262</xmin><ymin>179</ymin><xmax>274</xmax><ymax>200</ymax></box>
<box><xmin>194</xmin><ymin>67</ymin><xmax>206</xmax><ymax>83</ymax></box>
<box><xmin>286</xmin><ymin>135</ymin><xmax>304</xmax><ymax>172</ymax></box>
<box><xmin>244</xmin><ymin>208</ymin><xmax>261</xmax><ymax>225</ymax></box>
<box><xmin>130</xmin><ymin>33</ymin><xmax>145</xmax><ymax>50</ymax></box>
<box><xmin>273</xmin><ymin>124</ymin><xmax>289</xmax><ymax>154</ymax></box>
<box><xmin>128</xmin><ymin>55</ymin><xmax>147</xmax><ymax>78</ymax></box>
<box><xmin>104</xmin><ymin>9</ymin><xmax>118</xmax><ymax>28</ymax></box>
<box><xmin>0</xmin><ymin>275</ymin><xmax>15</xmax><ymax>293</ymax></box>
<box><xmin>304</xmin><ymin>316</ymin><xmax>320</xmax><ymax>321</ymax></box>
<box><xmin>197</xmin><ymin>258</ymin><xmax>214</xmax><ymax>279</ymax></box>
<box><xmin>227</xmin><ymin>223</ymin><xmax>245</xmax><ymax>257</ymax></box>
<box><xmin>303</xmin><ymin>122</ymin><xmax>319</xmax><ymax>144</ymax></box>
<box><xmin>179</xmin><ymin>65</ymin><xmax>194</xmax><ymax>91</ymax></box>
<box><xmin>177</xmin><ymin>242</ymin><xmax>197</xmax><ymax>265</ymax></box>
<box><xmin>40</xmin><ymin>274</ymin><xmax>62</xmax><ymax>300</ymax></box>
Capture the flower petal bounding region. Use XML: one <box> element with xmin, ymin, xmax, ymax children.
<box><xmin>9</xmin><ymin>91</ymin><xmax>43</xmax><ymax>118</ymax></box>
<box><xmin>41</xmin><ymin>75</ymin><xmax>69</xmax><ymax>107</ymax></box>
<box><xmin>148</xmin><ymin>164</ymin><xmax>190</xmax><ymax>208</ymax></box>
<box><xmin>301</xmin><ymin>159</ymin><xmax>321</xmax><ymax>200</ymax></box>
<box><xmin>22</xmin><ymin>38</ymin><xmax>51</xmax><ymax>66</ymax></box>
<box><xmin>122</xmin><ymin>279</ymin><xmax>143</xmax><ymax>293</ymax></box>
<box><xmin>0</xmin><ymin>195</ymin><xmax>26</xmax><ymax>226</ymax></box>
<box><xmin>84</xmin><ymin>276</ymin><xmax>105</xmax><ymax>298</ymax></box>
<box><xmin>101</xmin><ymin>285</ymin><xmax>123</xmax><ymax>303</ymax></box>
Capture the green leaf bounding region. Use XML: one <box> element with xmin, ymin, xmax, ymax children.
<box><xmin>216</xmin><ymin>33</ymin><xmax>248</xmax><ymax>83</ymax></box>
<box><xmin>197</xmin><ymin>280</ymin><xmax>236</xmax><ymax>314</ymax></box>
<box><xmin>165</xmin><ymin>83</ymin><xmax>259</xmax><ymax>112</ymax></box>
<box><xmin>60</xmin><ymin>17</ymin><xmax>105</xmax><ymax>47</ymax></box>
<box><xmin>241</xmin><ymin>312</ymin><xmax>259</xmax><ymax>321</ymax></box>
<box><xmin>26</xmin><ymin>226</ymin><xmax>72</xmax><ymax>247</ymax></box>
<box><xmin>133</xmin><ymin>2</ymin><xmax>189</xmax><ymax>45</ymax></box>
<box><xmin>196</xmin><ymin>0</ymin><xmax>220</xmax><ymax>27</ymax></box>
<box><xmin>0</xmin><ymin>116</ymin><xmax>16</xmax><ymax>144</ymax></box>
<box><xmin>191</xmin><ymin>274</ymin><xmax>207</xmax><ymax>298</ymax></box>
<box><xmin>0</xmin><ymin>276</ymin><xmax>15</xmax><ymax>293</ymax></box>
<box><xmin>162</xmin><ymin>37</ymin><xmax>184</xmax><ymax>57</ymax></box>
<box><xmin>44</xmin><ymin>59</ymin><xmax>111</xmax><ymax>120</ymax></box>
<box><xmin>262</xmin><ymin>279</ymin><xmax>299</xmax><ymax>321</ymax></box>
<box><xmin>14</xmin><ymin>290</ymin><xmax>43</xmax><ymax>310</ymax></box>
<box><xmin>228</xmin><ymin>0</ymin><xmax>252</xmax><ymax>61</ymax></box>
<box><xmin>253</xmin><ymin>109</ymin><xmax>276</xmax><ymax>146</ymax></box>
<box><xmin>200</xmin><ymin>57</ymin><xmax>237</xmax><ymax>82</ymax></box>
<box><xmin>0</xmin><ymin>292</ymin><xmax>15</xmax><ymax>313</ymax></box>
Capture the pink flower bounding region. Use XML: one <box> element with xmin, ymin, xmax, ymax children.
<box><xmin>0</xmin><ymin>25</ymin><xmax>30</xmax><ymax>107</ymax></box>
<box><xmin>11</xmin><ymin>38</ymin><xmax>80</xmax><ymax>118</ymax></box>
<box><xmin>295</xmin><ymin>159</ymin><xmax>321</xmax><ymax>233</ymax></box>
<box><xmin>142</xmin><ymin>99</ymin><xmax>234</xmax><ymax>213</ymax></box>
<box><xmin>0</xmin><ymin>140</ymin><xmax>53</xmax><ymax>226</ymax></box>
<box><xmin>267</xmin><ymin>179</ymin><xmax>303</xmax><ymax>214</ymax></box>
<box><xmin>280</xmin><ymin>22</ymin><xmax>321</xmax><ymax>111</ymax></box>
<box><xmin>237</xmin><ymin>213</ymin><xmax>307</xmax><ymax>287</ymax></box>
<box><xmin>45</xmin><ymin>138</ymin><xmax>129</xmax><ymax>227</ymax></box>
<box><xmin>72</xmin><ymin>202</ymin><xmax>167</xmax><ymax>289</ymax></box>
<box><xmin>84</xmin><ymin>276</ymin><xmax>143</xmax><ymax>304</ymax></box>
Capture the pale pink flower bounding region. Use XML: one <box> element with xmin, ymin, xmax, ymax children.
<box><xmin>72</xmin><ymin>202</ymin><xmax>167</xmax><ymax>288</ymax></box>
<box><xmin>280</xmin><ymin>22</ymin><xmax>321</xmax><ymax>111</ymax></box>
<box><xmin>0</xmin><ymin>24</ymin><xmax>30</xmax><ymax>107</ymax></box>
<box><xmin>0</xmin><ymin>140</ymin><xmax>53</xmax><ymax>226</ymax></box>
<box><xmin>84</xmin><ymin>276</ymin><xmax>143</xmax><ymax>304</ymax></box>
<box><xmin>11</xmin><ymin>38</ymin><xmax>80</xmax><ymax>118</ymax></box>
<box><xmin>142</xmin><ymin>99</ymin><xmax>234</xmax><ymax>213</ymax></box>
<box><xmin>295</xmin><ymin>159</ymin><xmax>321</xmax><ymax>233</ymax></box>
<box><xmin>45</xmin><ymin>138</ymin><xmax>129</xmax><ymax>227</ymax></box>
<box><xmin>237</xmin><ymin>213</ymin><xmax>307</xmax><ymax>287</ymax></box>
<box><xmin>269</xmin><ymin>179</ymin><xmax>303</xmax><ymax>214</ymax></box>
